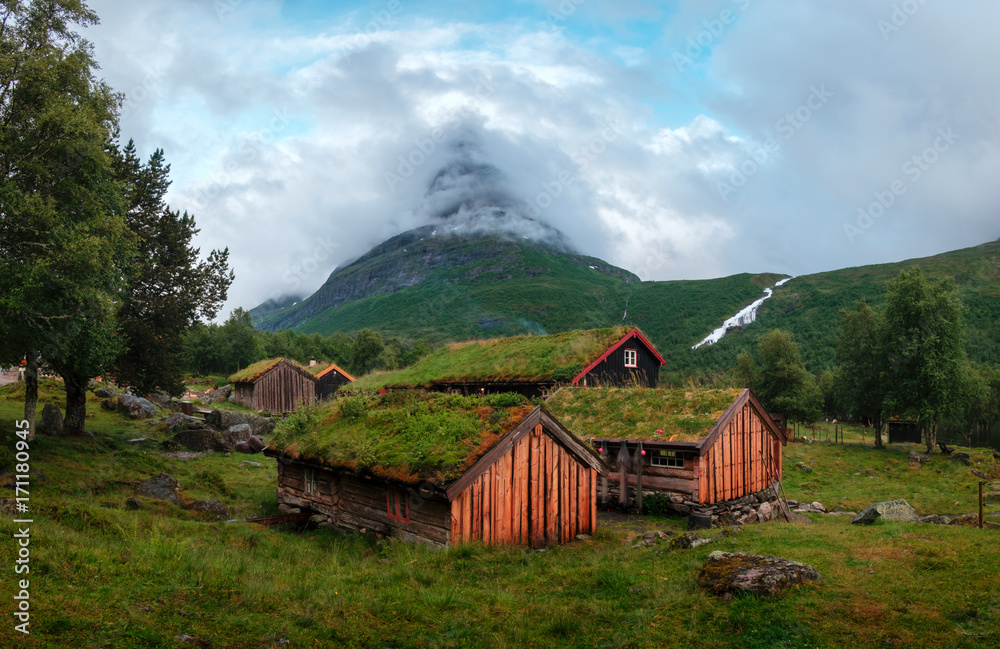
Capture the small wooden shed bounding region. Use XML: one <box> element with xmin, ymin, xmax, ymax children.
<box><xmin>312</xmin><ymin>362</ymin><xmax>355</xmax><ymax>400</ymax></box>
<box><xmin>546</xmin><ymin>387</ymin><xmax>786</xmax><ymax>505</ymax></box>
<box><xmin>350</xmin><ymin>326</ymin><xmax>666</xmax><ymax>397</ymax></box>
<box><xmin>264</xmin><ymin>391</ymin><xmax>607</xmax><ymax>547</ymax></box>
<box><xmin>229</xmin><ymin>358</ymin><xmax>317</xmax><ymax>413</ymax></box>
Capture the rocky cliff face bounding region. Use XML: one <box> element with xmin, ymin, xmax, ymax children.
<box><xmin>251</xmin><ymin>225</ymin><xmax>637</xmax><ymax>333</ymax></box>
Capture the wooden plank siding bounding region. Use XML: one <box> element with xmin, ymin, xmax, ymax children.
<box><xmin>450</xmin><ymin>423</ymin><xmax>596</xmax><ymax>548</ymax></box>
<box><xmin>698</xmin><ymin>402</ymin><xmax>781</xmax><ymax>503</ymax></box>
<box><xmin>234</xmin><ymin>360</ymin><xmax>317</xmax><ymax>413</ymax></box>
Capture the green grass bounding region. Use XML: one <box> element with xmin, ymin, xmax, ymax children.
<box><xmin>1</xmin><ymin>381</ymin><xmax>999</xmax><ymax>648</ymax></box>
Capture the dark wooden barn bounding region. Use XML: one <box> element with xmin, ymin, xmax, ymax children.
<box><xmin>229</xmin><ymin>358</ymin><xmax>317</xmax><ymax>413</ymax></box>
<box><xmin>546</xmin><ymin>387</ymin><xmax>787</xmax><ymax>506</ymax></box>
<box><xmin>312</xmin><ymin>362</ymin><xmax>355</xmax><ymax>400</ymax></box>
<box><xmin>351</xmin><ymin>326</ymin><xmax>666</xmax><ymax>397</ymax></box>
<box><xmin>264</xmin><ymin>391</ymin><xmax>607</xmax><ymax>547</ymax></box>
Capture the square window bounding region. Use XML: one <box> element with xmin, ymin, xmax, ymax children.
<box><xmin>304</xmin><ymin>468</ymin><xmax>319</xmax><ymax>495</ymax></box>
<box><xmin>387</xmin><ymin>486</ymin><xmax>410</xmax><ymax>523</ymax></box>
<box><xmin>651</xmin><ymin>450</ymin><xmax>684</xmax><ymax>468</ymax></box>
<box><xmin>624</xmin><ymin>349</ymin><xmax>638</xmax><ymax>368</ymax></box>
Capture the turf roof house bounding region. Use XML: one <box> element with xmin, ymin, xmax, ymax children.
<box><xmin>354</xmin><ymin>326</ymin><xmax>665</xmax><ymax>398</ymax></box>
<box><xmin>310</xmin><ymin>362</ymin><xmax>356</xmax><ymax>400</ymax></box>
<box><xmin>545</xmin><ymin>387</ymin><xmax>787</xmax><ymax>509</ymax></box>
<box><xmin>229</xmin><ymin>358</ymin><xmax>317</xmax><ymax>413</ymax></box>
<box><xmin>264</xmin><ymin>392</ymin><xmax>607</xmax><ymax>548</ymax></box>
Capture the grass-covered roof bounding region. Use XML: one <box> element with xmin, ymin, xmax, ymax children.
<box><xmin>544</xmin><ymin>387</ymin><xmax>742</xmax><ymax>444</ymax></box>
<box><xmin>267</xmin><ymin>390</ymin><xmax>535</xmax><ymax>485</ymax></box>
<box><xmin>229</xmin><ymin>358</ymin><xmax>312</xmax><ymax>383</ymax></box>
<box><xmin>352</xmin><ymin>326</ymin><xmax>635</xmax><ymax>390</ymax></box>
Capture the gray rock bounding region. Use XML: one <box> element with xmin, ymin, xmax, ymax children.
<box><xmin>225</xmin><ymin>423</ymin><xmax>252</xmax><ymax>445</ymax></box>
<box><xmin>688</xmin><ymin>512</ymin><xmax>713</xmax><ymax>530</ymax></box>
<box><xmin>951</xmin><ymin>452</ymin><xmax>971</xmax><ymax>465</ymax></box>
<box><xmin>670</xmin><ymin>532</ymin><xmax>713</xmax><ymax>550</ymax></box>
<box><xmin>38</xmin><ymin>403</ymin><xmax>63</xmax><ymax>436</ymax></box>
<box><xmin>575</xmin><ymin>534</ymin><xmax>591</xmax><ymax>541</ymax></box>
<box><xmin>810</xmin><ymin>501</ymin><xmax>827</xmax><ymax>513</ymax></box>
<box><xmin>118</xmin><ymin>394</ymin><xmax>158</xmax><ymax>419</ymax></box>
<box><xmin>718</xmin><ymin>511</ymin><xmax>739</xmax><ymax>527</ymax></box>
<box><xmin>758</xmin><ymin>501</ymin><xmax>773</xmax><ymax>521</ymax></box>
<box><xmin>205</xmin><ymin>409</ymin><xmax>274</xmax><ymax>438</ymax></box>
<box><xmin>125</xmin><ymin>497</ymin><xmax>143</xmax><ymax>510</ymax></box>
<box><xmin>147</xmin><ymin>391</ymin><xmax>172</xmax><ymax>407</ymax></box>
<box><xmin>94</xmin><ymin>384</ymin><xmax>118</xmax><ymax>399</ymax></box>
<box><xmin>209</xmin><ymin>384</ymin><xmax>232</xmax><ymax>402</ymax></box>
<box><xmin>167</xmin><ymin>429</ymin><xmax>231</xmax><ymax>452</ymax></box>
<box><xmin>699</xmin><ymin>551</ymin><xmax>823</xmax><ymax>597</ymax></box>
<box><xmin>86</xmin><ymin>378</ymin><xmax>102</xmax><ymax>391</ymax></box>
<box><xmin>909</xmin><ymin>451</ymin><xmax>931</xmax><ymax>464</ymax></box>
<box><xmin>918</xmin><ymin>514</ymin><xmax>951</xmax><ymax>525</ymax></box>
<box><xmin>162</xmin><ymin>413</ymin><xmax>199</xmax><ymax>433</ymax></box>
<box><xmin>137</xmin><ymin>474</ymin><xmax>182</xmax><ymax>504</ymax></box>
<box><xmin>186</xmin><ymin>499</ymin><xmax>229</xmax><ymax>520</ymax></box>
<box><xmin>795</xmin><ymin>462</ymin><xmax>813</xmax><ymax>473</ymax></box>
<box><xmin>851</xmin><ymin>499</ymin><xmax>919</xmax><ymax>525</ymax></box>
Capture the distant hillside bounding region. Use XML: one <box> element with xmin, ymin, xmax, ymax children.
<box><xmin>687</xmin><ymin>239</ymin><xmax>1000</xmax><ymax>372</ymax></box>
<box><xmin>251</xmin><ymin>225</ymin><xmax>784</xmax><ymax>366</ymax></box>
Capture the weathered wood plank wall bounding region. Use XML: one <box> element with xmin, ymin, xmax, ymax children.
<box><xmin>697</xmin><ymin>403</ymin><xmax>781</xmax><ymax>504</ymax></box>
<box><xmin>450</xmin><ymin>424</ymin><xmax>596</xmax><ymax>548</ymax></box>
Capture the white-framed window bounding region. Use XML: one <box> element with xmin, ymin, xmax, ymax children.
<box><xmin>651</xmin><ymin>450</ymin><xmax>685</xmax><ymax>468</ymax></box>
<box><xmin>624</xmin><ymin>349</ymin><xmax>638</xmax><ymax>368</ymax></box>
<box><xmin>304</xmin><ymin>468</ymin><xmax>319</xmax><ymax>495</ymax></box>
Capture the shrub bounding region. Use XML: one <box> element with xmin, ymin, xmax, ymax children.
<box><xmin>643</xmin><ymin>492</ymin><xmax>671</xmax><ymax>516</ymax></box>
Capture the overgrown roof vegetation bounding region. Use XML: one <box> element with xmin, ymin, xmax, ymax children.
<box><xmin>268</xmin><ymin>390</ymin><xmax>534</xmax><ymax>484</ymax></box>
<box><xmin>229</xmin><ymin>357</ymin><xmax>312</xmax><ymax>383</ymax></box>
<box><xmin>545</xmin><ymin>387</ymin><xmax>742</xmax><ymax>443</ymax></box>
<box><xmin>352</xmin><ymin>326</ymin><xmax>635</xmax><ymax>390</ymax></box>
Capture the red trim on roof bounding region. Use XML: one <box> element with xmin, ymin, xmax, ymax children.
<box><xmin>570</xmin><ymin>328</ymin><xmax>665</xmax><ymax>385</ymax></box>
<box><xmin>315</xmin><ymin>362</ymin><xmax>356</xmax><ymax>382</ymax></box>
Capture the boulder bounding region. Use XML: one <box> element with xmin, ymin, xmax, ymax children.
<box><xmin>209</xmin><ymin>385</ymin><xmax>233</xmax><ymax>402</ymax></box>
<box><xmin>951</xmin><ymin>452</ymin><xmax>972</xmax><ymax>466</ymax></box>
<box><xmin>125</xmin><ymin>497</ymin><xmax>143</xmax><ymax>510</ymax></box>
<box><xmin>186</xmin><ymin>499</ymin><xmax>229</xmax><ymax>520</ymax></box>
<box><xmin>795</xmin><ymin>462</ymin><xmax>813</xmax><ymax>473</ymax></box>
<box><xmin>810</xmin><ymin>501</ymin><xmax>827</xmax><ymax>513</ymax></box>
<box><xmin>669</xmin><ymin>532</ymin><xmax>712</xmax><ymax>550</ymax></box>
<box><xmin>918</xmin><ymin>514</ymin><xmax>951</xmax><ymax>525</ymax></box>
<box><xmin>205</xmin><ymin>410</ymin><xmax>274</xmax><ymax>438</ymax></box>
<box><xmin>225</xmin><ymin>423</ymin><xmax>252</xmax><ymax>446</ymax></box>
<box><xmin>948</xmin><ymin>514</ymin><xmax>980</xmax><ymax>527</ymax></box>
<box><xmin>166</xmin><ymin>429</ymin><xmax>231</xmax><ymax>452</ymax></box>
<box><xmin>94</xmin><ymin>384</ymin><xmax>118</xmax><ymax>399</ymax></box>
<box><xmin>118</xmin><ymin>394</ymin><xmax>158</xmax><ymax>419</ymax></box>
<box><xmin>758</xmin><ymin>501</ymin><xmax>773</xmax><ymax>521</ymax></box>
<box><xmin>100</xmin><ymin>397</ymin><xmax>118</xmax><ymax>411</ymax></box>
<box><xmin>37</xmin><ymin>403</ymin><xmax>63</xmax><ymax>436</ymax></box>
<box><xmin>909</xmin><ymin>451</ymin><xmax>931</xmax><ymax>464</ymax></box>
<box><xmin>86</xmin><ymin>378</ymin><xmax>102</xmax><ymax>391</ymax></box>
<box><xmin>137</xmin><ymin>474</ymin><xmax>182</xmax><ymax>504</ymax></box>
<box><xmin>851</xmin><ymin>499</ymin><xmax>919</xmax><ymax>524</ymax></box>
<box><xmin>147</xmin><ymin>391</ymin><xmax>172</xmax><ymax>407</ymax></box>
<box><xmin>698</xmin><ymin>551</ymin><xmax>823</xmax><ymax>597</ymax></box>
<box><xmin>162</xmin><ymin>413</ymin><xmax>199</xmax><ymax>433</ymax></box>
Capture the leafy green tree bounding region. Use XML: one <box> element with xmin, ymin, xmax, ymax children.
<box><xmin>219</xmin><ymin>308</ymin><xmax>265</xmax><ymax>375</ymax></box>
<box><xmin>0</xmin><ymin>0</ymin><xmax>131</xmax><ymax>434</ymax></box>
<box><xmin>836</xmin><ymin>300</ymin><xmax>889</xmax><ymax>448</ymax></box>
<box><xmin>882</xmin><ymin>268</ymin><xmax>968</xmax><ymax>454</ymax></box>
<box><xmin>743</xmin><ymin>329</ymin><xmax>822</xmax><ymax>424</ymax></box>
<box><xmin>109</xmin><ymin>140</ymin><xmax>233</xmax><ymax>396</ymax></box>
<box><xmin>350</xmin><ymin>329</ymin><xmax>386</xmax><ymax>375</ymax></box>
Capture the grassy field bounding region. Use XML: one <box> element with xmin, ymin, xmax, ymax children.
<box><xmin>1</xmin><ymin>384</ymin><xmax>999</xmax><ymax>648</ymax></box>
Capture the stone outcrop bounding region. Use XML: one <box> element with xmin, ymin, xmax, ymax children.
<box><xmin>137</xmin><ymin>474</ymin><xmax>182</xmax><ymax>505</ymax></box>
<box><xmin>38</xmin><ymin>403</ymin><xmax>63</xmax><ymax>436</ymax></box>
<box><xmin>205</xmin><ymin>409</ymin><xmax>274</xmax><ymax>438</ymax></box>
<box><xmin>164</xmin><ymin>429</ymin><xmax>232</xmax><ymax>453</ymax></box>
<box><xmin>851</xmin><ymin>499</ymin><xmax>919</xmax><ymax>524</ymax></box>
<box><xmin>118</xmin><ymin>394</ymin><xmax>158</xmax><ymax>419</ymax></box>
<box><xmin>699</xmin><ymin>551</ymin><xmax>823</xmax><ymax>597</ymax></box>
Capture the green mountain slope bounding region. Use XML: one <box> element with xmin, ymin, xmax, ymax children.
<box><xmin>687</xmin><ymin>239</ymin><xmax>1000</xmax><ymax>372</ymax></box>
<box><xmin>251</xmin><ymin>225</ymin><xmax>784</xmax><ymax>365</ymax></box>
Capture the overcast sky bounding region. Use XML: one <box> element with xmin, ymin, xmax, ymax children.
<box><xmin>84</xmin><ymin>0</ymin><xmax>1000</xmax><ymax>317</ymax></box>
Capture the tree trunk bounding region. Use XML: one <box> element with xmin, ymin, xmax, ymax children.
<box><xmin>63</xmin><ymin>373</ymin><xmax>90</xmax><ymax>436</ymax></box>
<box><xmin>23</xmin><ymin>351</ymin><xmax>39</xmax><ymax>439</ymax></box>
<box><xmin>874</xmin><ymin>418</ymin><xmax>884</xmax><ymax>449</ymax></box>
<box><xmin>925</xmin><ymin>418</ymin><xmax>937</xmax><ymax>455</ymax></box>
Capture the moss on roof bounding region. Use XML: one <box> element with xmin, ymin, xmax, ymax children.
<box><xmin>545</xmin><ymin>387</ymin><xmax>742</xmax><ymax>443</ymax></box>
<box><xmin>268</xmin><ymin>390</ymin><xmax>535</xmax><ymax>485</ymax></box>
<box><xmin>351</xmin><ymin>326</ymin><xmax>635</xmax><ymax>390</ymax></box>
<box><xmin>229</xmin><ymin>358</ymin><xmax>312</xmax><ymax>383</ymax></box>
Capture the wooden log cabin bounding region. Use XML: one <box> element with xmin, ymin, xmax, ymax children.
<box><xmin>348</xmin><ymin>326</ymin><xmax>666</xmax><ymax>397</ymax></box>
<box><xmin>229</xmin><ymin>358</ymin><xmax>317</xmax><ymax>413</ymax></box>
<box><xmin>545</xmin><ymin>387</ymin><xmax>787</xmax><ymax>505</ymax></box>
<box><xmin>311</xmin><ymin>361</ymin><xmax>356</xmax><ymax>400</ymax></box>
<box><xmin>263</xmin><ymin>390</ymin><xmax>607</xmax><ymax>547</ymax></box>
